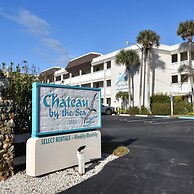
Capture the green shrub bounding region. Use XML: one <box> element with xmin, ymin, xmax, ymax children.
<box><xmin>151</xmin><ymin>103</ymin><xmax>170</xmax><ymax>115</ymax></box>
<box><xmin>129</xmin><ymin>106</ymin><xmax>139</xmax><ymax>115</ymax></box>
<box><xmin>118</xmin><ymin>107</ymin><xmax>127</xmax><ymax>114</ymax></box>
<box><xmin>2</xmin><ymin>62</ymin><xmax>39</xmax><ymax>134</ymax></box>
<box><xmin>151</xmin><ymin>93</ymin><xmax>170</xmax><ymax>103</ymax></box>
<box><xmin>174</xmin><ymin>102</ymin><xmax>192</xmax><ymax>115</ymax></box>
<box><xmin>140</xmin><ymin>106</ymin><xmax>151</xmax><ymax>115</ymax></box>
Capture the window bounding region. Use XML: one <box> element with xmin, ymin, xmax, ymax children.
<box><xmin>107</xmin><ymin>61</ymin><xmax>111</xmax><ymax>69</ymax></box>
<box><xmin>81</xmin><ymin>83</ymin><xmax>91</xmax><ymax>87</ymax></box>
<box><xmin>56</xmin><ymin>75</ymin><xmax>61</xmax><ymax>81</ymax></box>
<box><xmin>107</xmin><ymin>80</ymin><xmax>111</xmax><ymax>87</ymax></box>
<box><xmin>93</xmin><ymin>81</ymin><xmax>103</xmax><ymax>88</ymax></box>
<box><xmin>191</xmin><ymin>51</ymin><xmax>194</xmax><ymax>60</ymax></box>
<box><xmin>180</xmin><ymin>52</ymin><xmax>188</xmax><ymax>61</ymax></box>
<box><xmin>171</xmin><ymin>75</ymin><xmax>178</xmax><ymax>83</ymax></box>
<box><xmin>106</xmin><ymin>98</ymin><xmax>111</xmax><ymax>106</ymax></box>
<box><xmin>82</xmin><ymin>68</ymin><xmax>91</xmax><ymax>75</ymax></box>
<box><xmin>181</xmin><ymin>74</ymin><xmax>188</xmax><ymax>82</ymax></box>
<box><xmin>93</xmin><ymin>63</ymin><xmax>104</xmax><ymax>72</ymax></box>
<box><xmin>171</xmin><ymin>54</ymin><xmax>178</xmax><ymax>63</ymax></box>
<box><xmin>63</xmin><ymin>73</ymin><xmax>69</xmax><ymax>79</ymax></box>
<box><xmin>71</xmin><ymin>71</ymin><xmax>79</xmax><ymax>77</ymax></box>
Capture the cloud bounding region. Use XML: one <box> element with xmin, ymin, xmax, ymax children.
<box><xmin>0</xmin><ymin>8</ymin><xmax>50</xmax><ymax>36</ymax></box>
<box><xmin>43</xmin><ymin>38</ymin><xmax>68</xmax><ymax>55</ymax></box>
<box><xmin>0</xmin><ymin>8</ymin><xmax>70</xmax><ymax>67</ymax></box>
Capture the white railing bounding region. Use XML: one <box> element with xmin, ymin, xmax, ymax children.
<box><xmin>105</xmin><ymin>69</ymin><xmax>111</xmax><ymax>77</ymax></box>
<box><xmin>92</xmin><ymin>70</ymin><xmax>104</xmax><ymax>80</ymax></box>
<box><xmin>171</xmin><ymin>60</ymin><xmax>194</xmax><ymax>72</ymax></box>
<box><xmin>100</xmin><ymin>87</ymin><xmax>104</xmax><ymax>95</ymax></box>
<box><xmin>171</xmin><ymin>83</ymin><xmax>190</xmax><ymax>93</ymax></box>
<box><xmin>106</xmin><ymin>87</ymin><xmax>111</xmax><ymax>95</ymax></box>
<box><xmin>71</xmin><ymin>76</ymin><xmax>80</xmax><ymax>84</ymax></box>
<box><xmin>80</xmin><ymin>74</ymin><xmax>92</xmax><ymax>82</ymax></box>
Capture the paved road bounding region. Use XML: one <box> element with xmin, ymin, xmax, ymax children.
<box><xmin>63</xmin><ymin>116</ymin><xmax>194</xmax><ymax>194</ymax></box>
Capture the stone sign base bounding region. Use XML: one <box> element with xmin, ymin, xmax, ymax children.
<box><xmin>26</xmin><ymin>130</ymin><xmax>101</xmax><ymax>177</ymax></box>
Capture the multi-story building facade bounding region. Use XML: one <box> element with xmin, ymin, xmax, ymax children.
<box><xmin>46</xmin><ymin>43</ymin><xmax>194</xmax><ymax>109</ymax></box>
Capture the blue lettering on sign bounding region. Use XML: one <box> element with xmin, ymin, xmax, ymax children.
<box><xmin>43</xmin><ymin>93</ymin><xmax>89</xmax><ymax>108</ymax></box>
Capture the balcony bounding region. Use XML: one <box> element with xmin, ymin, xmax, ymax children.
<box><xmin>171</xmin><ymin>60</ymin><xmax>194</xmax><ymax>72</ymax></box>
<box><xmin>92</xmin><ymin>70</ymin><xmax>104</xmax><ymax>80</ymax></box>
<box><xmin>80</xmin><ymin>74</ymin><xmax>92</xmax><ymax>82</ymax></box>
<box><xmin>106</xmin><ymin>87</ymin><xmax>111</xmax><ymax>95</ymax></box>
<box><xmin>105</xmin><ymin>69</ymin><xmax>111</xmax><ymax>78</ymax></box>
<box><xmin>171</xmin><ymin>83</ymin><xmax>190</xmax><ymax>94</ymax></box>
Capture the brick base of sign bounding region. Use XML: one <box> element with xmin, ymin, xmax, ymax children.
<box><xmin>0</xmin><ymin>100</ymin><xmax>15</xmax><ymax>181</ymax></box>
<box><xmin>26</xmin><ymin>130</ymin><xmax>101</xmax><ymax>177</ymax></box>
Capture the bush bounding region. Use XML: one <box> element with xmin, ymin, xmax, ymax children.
<box><xmin>129</xmin><ymin>106</ymin><xmax>139</xmax><ymax>115</ymax></box>
<box><xmin>140</xmin><ymin>106</ymin><xmax>151</xmax><ymax>115</ymax></box>
<box><xmin>151</xmin><ymin>103</ymin><xmax>170</xmax><ymax>115</ymax></box>
<box><xmin>2</xmin><ymin>62</ymin><xmax>39</xmax><ymax>134</ymax></box>
<box><xmin>174</xmin><ymin>102</ymin><xmax>192</xmax><ymax>115</ymax></box>
<box><xmin>151</xmin><ymin>93</ymin><xmax>170</xmax><ymax>103</ymax></box>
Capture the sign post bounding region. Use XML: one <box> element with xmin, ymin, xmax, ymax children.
<box><xmin>26</xmin><ymin>83</ymin><xmax>101</xmax><ymax>176</ymax></box>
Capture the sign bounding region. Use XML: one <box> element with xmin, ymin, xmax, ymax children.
<box><xmin>32</xmin><ymin>83</ymin><xmax>101</xmax><ymax>137</ymax></box>
<box><xmin>116</xmin><ymin>72</ymin><xmax>128</xmax><ymax>91</ymax></box>
<box><xmin>26</xmin><ymin>130</ymin><xmax>101</xmax><ymax>176</ymax></box>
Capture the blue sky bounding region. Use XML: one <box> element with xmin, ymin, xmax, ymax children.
<box><xmin>0</xmin><ymin>0</ymin><xmax>194</xmax><ymax>72</ymax></box>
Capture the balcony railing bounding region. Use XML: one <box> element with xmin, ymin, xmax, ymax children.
<box><xmin>92</xmin><ymin>70</ymin><xmax>104</xmax><ymax>80</ymax></box>
<box><xmin>80</xmin><ymin>74</ymin><xmax>92</xmax><ymax>82</ymax></box>
<box><xmin>171</xmin><ymin>83</ymin><xmax>190</xmax><ymax>93</ymax></box>
<box><xmin>171</xmin><ymin>60</ymin><xmax>194</xmax><ymax>71</ymax></box>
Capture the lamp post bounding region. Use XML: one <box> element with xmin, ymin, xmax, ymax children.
<box><xmin>126</xmin><ymin>41</ymin><xmax>144</xmax><ymax>109</ymax></box>
<box><xmin>0</xmin><ymin>70</ymin><xmax>9</xmax><ymax>100</ymax></box>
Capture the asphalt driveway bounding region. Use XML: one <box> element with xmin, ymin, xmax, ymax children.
<box><xmin>63</xmin><ymin>116</ymin><xmax>194</xmax><ymax>194</ymax></box>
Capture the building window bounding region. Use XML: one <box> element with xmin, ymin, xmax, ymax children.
<box><xmin>101</xmin><ymin>98</ymin><xmax>104</xmax><ymax>104</ymax></box>
<box><xmin>180</xmin><ymin>52</ymin><xmax>188</xmax><ymax>61</ymax></box>
<box><xmin>81</xmin><ymin>83</ymin><xmax>91</xmax><ymax>88</ymax></box>
<box><xmin>191</xmin><ymin>51</ymin><xmax>194</xmax><ymax>60</ymax></box>
<box><xmin>93</xmin><ymin>63</ymin><xmax>104</xmax><ymax>72</ymax></box>
<box><xmin>106</xmin><ymin>98</ymin><xmax>111</xmax><ymax>106</ymax></box>
<box><xmin>171</xmin><ymin>54</ymin><xmax>178</xmax><ymax>63</ymax></box>
<box><xmin>171</xmin><ymin>75</ymin><xmax>178</xmax><ymax>83</ymax></box>
<box><xmin>181</xmin><ymin>74</ymin><xmax>188</xmax><ymax>82</ymax></box>
<box><xmin>72</xmin><ymin>71</ymin><xmax>79</xmax><ymax>77</ymax></box>
<box><xmin>56</xmin><ymin>75</ymin><xmax>61</xmax><ymax>81</ymax></box>
<box><xmin>82</xmin><ymin>68</ymin><xmax>91</xmax><ymax>75</ymax></box>
<box><xmin>93</xmin><ymin>81</ymin><xmax>103</xmax><ymax>88</ymax></box>
<box><xmin>63</xmin><ymin>73</ymin><xmax>69</xmax><ymax>79</ymax></box>
<box><xmin>107</xmin><ymin>61</ymin><xmax>111</xmax><ymax>69</ymax></box>
<box><xmin>107</xmin><ymin>80</ymin><xmax>111</xmax><ymax>87</ymax></box>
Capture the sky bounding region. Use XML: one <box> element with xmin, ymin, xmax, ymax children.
<box><xmin>0</xmin><ymin>0</ymin><xmax>194</xmax><ymax>73</ymax></box>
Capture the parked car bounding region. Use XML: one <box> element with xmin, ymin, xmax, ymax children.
<box><xmin>101</xmin><ymin>104</ymin><xmax>116</xmax><ymax>115</ymax></box>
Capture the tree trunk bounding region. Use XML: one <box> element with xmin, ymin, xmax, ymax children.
<box><xmin>147</xmin><ymin>50</ymin><xmax>151</xmax><ymax>112</ymax></box>
<box><xmin>127</xmin><ymin>71</ymin><xmax>131</xmax><ymax>111</ymax></box>
<box><xmin>139</xmin><ymin>49</ymin><xmax>143</xmax><ymax>110</ymax></box>
<box><xmin>142</xmin><ymin>53</ymin><xmax>147</xmax><ymax>108</ymax></box>
<box><xmin>188</xmin><ymin>40</ymin><xmax>194</xmax><ymax>109</ymax></box>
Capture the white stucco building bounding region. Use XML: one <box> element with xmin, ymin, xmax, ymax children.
<box><xmin>46</xmin><ymin>43</ymin><xmax>194</xmax><ymax>109</ymax></box>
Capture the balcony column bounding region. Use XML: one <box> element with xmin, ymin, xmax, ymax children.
<box><xmin>177</xmin><ymin>53</ymin><xmax>181</xmax><ymax>84</ymax></box>
<box><xmin>91</xmin><ymin>66</ymin><xmax>94</xmax><ymax>86</ymax></box>
<box><xmin>70</xmin><ymin>73</ymin><xmax>72</xmax><ymax>85</ymax></box>
<box><xmin>79</xmin><ymin>70</ymin><xmax>82</xmax><ymax>86</ymax></box>
<box><xmin>103</xmin><ymin>62</ymin><xmax>107</xmax><ymax>104</ymax></box>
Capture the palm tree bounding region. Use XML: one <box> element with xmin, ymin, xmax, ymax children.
<box><xmin>177</xmin><ymin>20</ymin><xmax>194</xmax><ymax>108</ymax></box>
<box><xmin>115</xmin><ymin>91</ymin><xmax>129</xmax><ymax>109</ymax></box>
<box><xmin>115</xmin><ymin>49</ymin><xmax>140</xmax><ymax>110</ymax></box>
<box><xmin>136</xmin><ymin>30</ymin><xmax>160</xmax><ymax>112</ymax></box>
